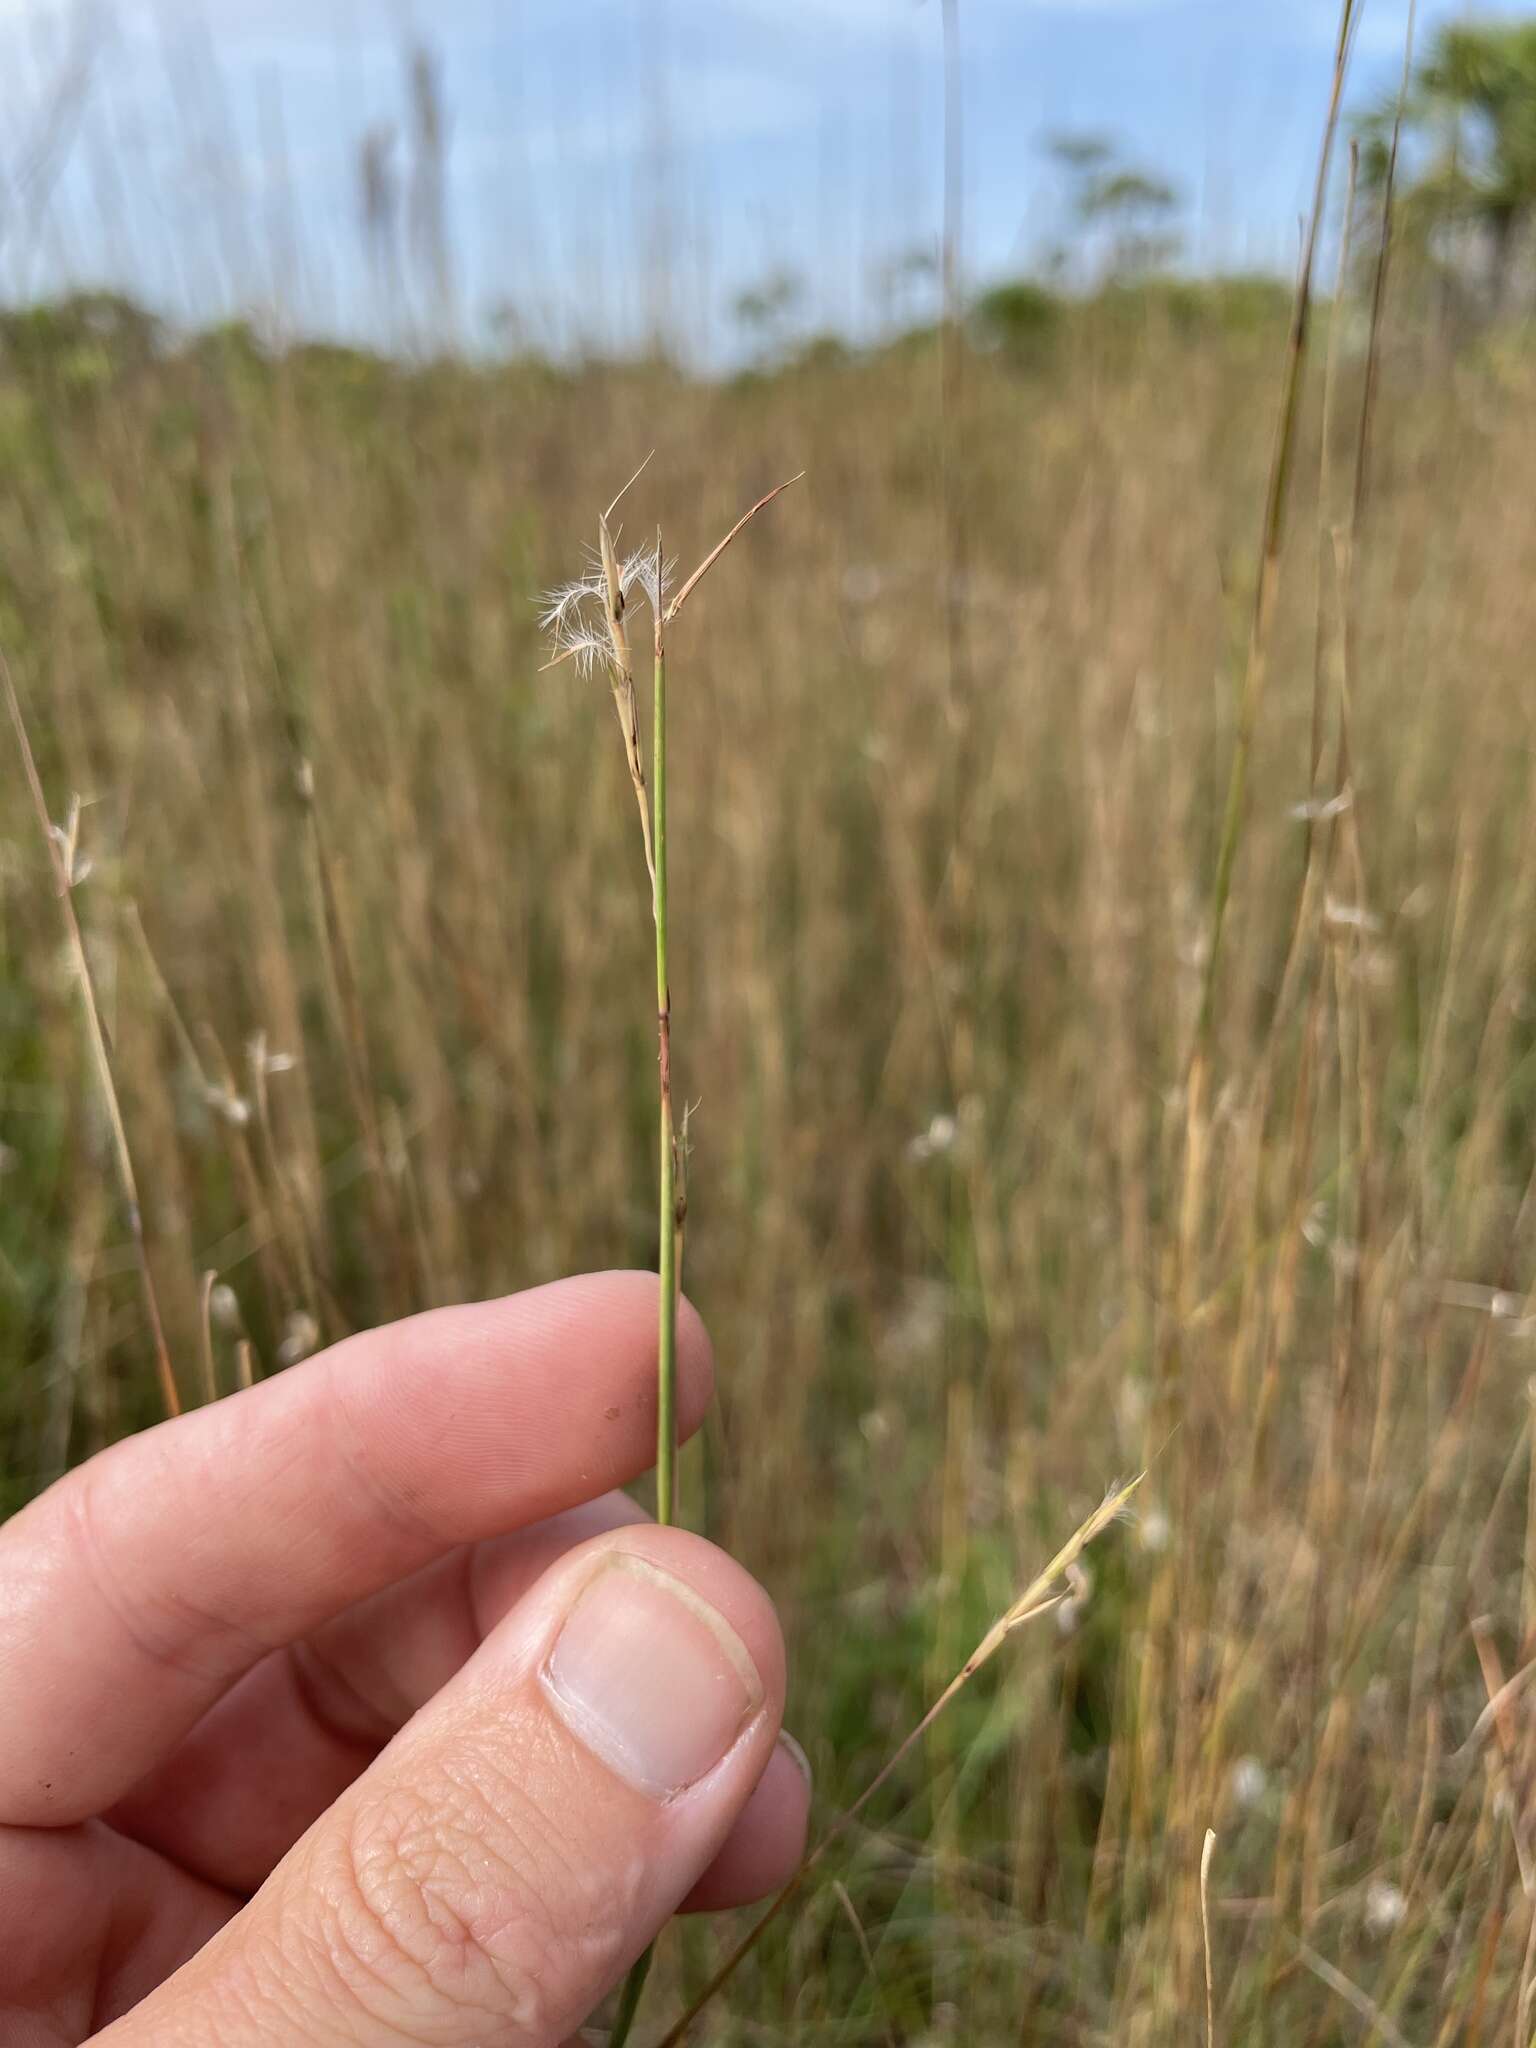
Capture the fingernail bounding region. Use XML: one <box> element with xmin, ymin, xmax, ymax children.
<box><xmin>542</xmin><ymin>1555</ymin><xmax>763</xmax><ymax>1799</ymax></box>
<box><xmin>778</xmin><ymin>1729</ymin><xmax>813</xmax><ymax>1794</ymax></box>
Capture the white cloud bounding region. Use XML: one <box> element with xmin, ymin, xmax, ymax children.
<box><xmin>460</xmin><ymin>61</ymin><xmax>812</xmax><ymax>171</ymax></box>
<box><xmin>711</xmin><ymin>0</ymin><xmax>929</xmax><ymax>40</ymax></box>
<box><xmin>721</xmin><ymin>0</ymin><xmax>1185</xmax><ymax>26</ymax></box>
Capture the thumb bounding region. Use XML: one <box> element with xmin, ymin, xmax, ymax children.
<box><xmin>105</xmin><ymin>1528</ymin><xmax>785</xmax><ymax>2048</ymax></box>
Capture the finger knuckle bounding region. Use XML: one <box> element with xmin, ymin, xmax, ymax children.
<box><xmin>308</xmin><ymin>1758</ymin><xmax>621</xmax><ymax>2043</ymax></box>
<box><xmin>63</xmin><ymin>1448</ymin><xmax>247</xmax><ymax>1680</ymax></box>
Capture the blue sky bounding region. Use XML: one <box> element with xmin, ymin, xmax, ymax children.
<box><xmin>0</xmin><ymin>0</ymin><xmax>1528</xmax><ymax>356</ymax></box>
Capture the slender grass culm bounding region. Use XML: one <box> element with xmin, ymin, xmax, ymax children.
<box><xmin>541</xmin><ymin>463</ymin><xmax>801</xmax><ymax>2043</ymax></box>
<box><xmin>3</xmin><ymin>650</ymin><xmax>180</xmax><ymax>1422</ymax></box>
<box><xmin>544</xmin><ymin>480</ymin><xmax>1149</xmax><ymax>2042</ymax></box>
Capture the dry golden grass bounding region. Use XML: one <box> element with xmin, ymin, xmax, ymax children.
<box><xmin>5</xmin><ymin>296</ymin><xmax>1536</xmax><ymax>2039</ymax></box>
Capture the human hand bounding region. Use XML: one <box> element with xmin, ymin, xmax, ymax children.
<box><xmin>0</xmin><ymin>1271</ymin><xmax>807</xmax><ymax>2046</ymax></box>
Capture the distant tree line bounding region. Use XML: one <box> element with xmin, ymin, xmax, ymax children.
<box><xmin>9</xmin><ymin>19</ymin><xmax>1536</xmax><ymax>386</ymax></box>
<box><xmin>733</xmin><ymin>21</ymin><xmax>1536</xmax><ymax>369</ymax></box>
<box><xmin>1358</xmin><ymin>18</ymin><xmax>1536</xmax><ymax>324</ymax></box>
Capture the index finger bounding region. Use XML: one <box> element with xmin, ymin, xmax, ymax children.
<box><xmin>0</xmin><ymin>1271</ymin><xmax>712</xmax><ymax>1826</ymax></box>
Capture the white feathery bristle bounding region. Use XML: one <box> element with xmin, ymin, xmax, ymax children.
<box><xmin>537</xmin><ymin>571</ymin><xmax>603</xmax><ymax>634</ymax></box>
<box><xmin>619</xmin><ymin>547</ymin><xmax>676</xmax><ymax>611</ymax></box>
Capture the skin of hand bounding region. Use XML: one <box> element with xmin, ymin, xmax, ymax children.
<box><xmin>0</xmin><ymin>1271</ymin><xmax>810</xmax><ymax>2047</ymax></box>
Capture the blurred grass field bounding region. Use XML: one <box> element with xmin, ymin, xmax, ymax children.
<box><xmin>6</xmin><ymin>246</ymin><xmax>1536</xmax><ymax>2040</ymax></box>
